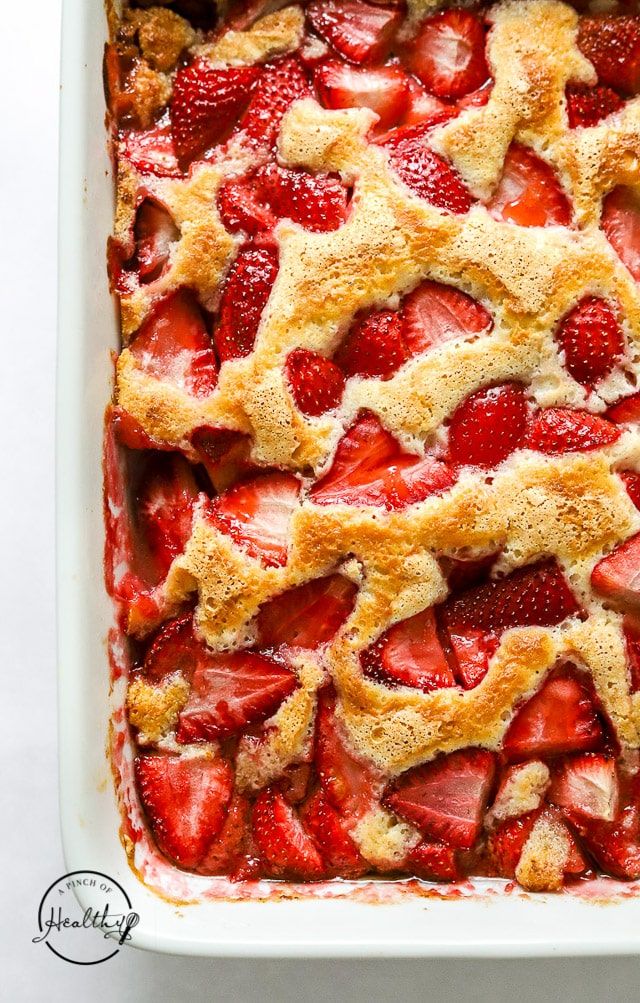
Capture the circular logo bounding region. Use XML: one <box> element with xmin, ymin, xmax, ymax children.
<box><xmin>33</xmin><ymin>871</ymin><xmax>140</xmax><ymax>965</ymax></box>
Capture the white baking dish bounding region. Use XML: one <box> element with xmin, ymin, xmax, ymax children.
<box><xmin>57</xmin><ymin>0</ymin><xmax>640</xmax><ymax>956</ymax></box>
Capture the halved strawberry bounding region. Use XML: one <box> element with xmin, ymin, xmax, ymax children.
<box><xmin>525</xmin><ymin>407</ymin><xmax>620</xmax><ymax>454</ymax></box>
<box><xmin>143</xmin><ymin>613</ymin><xmax>202</xmax><ymax>682</ymax></box>
<box><xmin>383</xmin><ymin>124</ymin><xmax>475</xmax><ymax>213</ymax></box>
<box><xmin>447</xmin><ymin>382</ymin><xmax>528</xmax><ymax>468</ymax></box>
<box><xmin>111</xmin><ymin>405</ymin><xmax>170</xmax><ymax>452</ymax></box>
<box><xmin>361</xmin><ymin>607</ymin><xmax>456</xmax><ymax>692</ymax></box>
<box><xmin>176</xmin><ymin>651</ymin><xmax>298</xmax><ymax>742</ymax></box>
<box><xmin>407</xmin><ymin>839</ymin><xmax>461</xmax><ymax>881</ymax></box>
<box><xmin>238</xmin><ymin>55</ymin><xmax>310</xmax><ymax>148</ymax></box>
<box><xmin>136</xmin><ymin>454</ymin><xmax>199</xmax><ymax>579</ymax></box>
<box><xmin>619</xmin><ymin>471</ymin><xmax>640</xmax><ymax>511</ymax></box>
<box><xmin>300</xmin><ymin>789</ymin><xmax>367</xmax><ymax>875</ymax></box>
<box><xmin>121</xmin><ymin>122</ymin><xmax>182</xmax><ymax>178</ymax></box>
<box><xmin>211</xmin><ymin>470</ymin><xmax>300</xmax><ymax>567</ymax></box>
<box><xmin>591</xmin><ymin>532</ymin><xmax>640</xmax><ymax>611</ymax></box>
<box><xmin>197</xmin><ymin>793</ymin><xmax>252</xmax><ymax>876</ymax></box>
<box><xmin>555</xmin><ymin>296</ymin><xmax>624</xmax><ymax>388</ymax></box>
<box><xmin>314</xmin><ymin>61</ymin><xmax>410</xmax><ymax>131</ymax></box>
<box><xmin>503</xmin><ymin>671</ymin><xmax>604</xmax><ymax>760</ymax></box>
<box><xmin>573</xmin><ymin>779</ymin><xmax>640</xmax><ymax>880</ymax></box>
<box><xmin>334</xmin><ymin>308</ymin><xmax>407</xmax><ymax>380</ymax></box>
<box><xmin>565</xmin><ymin>84</ymin><xmax>623</xmax><ymax>128</ymax></box>
<box><xmin>487</xmin><ymin>144</ymin><xmax>572</xmax><ymax>228</ymax></box>
<box><xmin>488</xmin><ymin>810</ymin><xmax>537</xmax><ymax>878</ymax></box>
<box><xmin>440</xmin><ymin>626</ymin><xmax>492</xmax><ymax>690</ymax></box>
<box><xmin>549</xmin><ymin>753</ymin><xmax>619</xmax><ymax>822</ymax></box>
<box><xmin>285</xmin><ymin>348</ymin><xmax>345</xmax><ymax>416</ymax></box>
<box><xmin>252</xmin><ymin>786</ymin><xmax>325</xmax><ymax>878</ymax></box>
<box><xmin>601</xmin><ymin>186</ymin><xmax>640</xmax><ymax>283</ymax></box>
<box><xmin>129</xmin><ymin>289</ymin><xmax>218</xmax><ymax>397</ymax></box>
<box><xmin>578</xmin><ymin>15</ymin><xmax>640</xmax><ymax>96</ymax></box>
<box><xmin>190</xmin><ymin>425</ymin><xmax>251</xmax><ymax>494</ymax></box>
<box><xmin>402</xmin><ymin>280</ymin><xmax>492</xmax><ymax>357</ymax></box>
<box><xmin>607</xmin><ymin>391</ymin><xmax>640</xmax><ymax>424</ymax></box>
<box><xmin>131</xmin><ymin>199</ymin><xmax>179</xmax><ymax>283</ymax></box>
<box><xmin>402</xmin><ymin>79</ymin><xmax>454</xmax><ymax>128</ymax></box>
<box><xmin>135</xmin><ymin>753</ymin><xmax>233</xmax><ymax>868</ymax></box>
<box><xmin>623</xmin><ymin>615</ymin><xmax>640</xmax><ymax>692</ymax></box>
<box><xmin>310</xmin><ymin>411</ymin><xmax>455</xmax><ymax>509</ymax></box>
<box><xmin>383</xmin><ymin>748</ymin><xmax>496</xmax><ymax>849</ymax></box>
<box><xmin>214</xmin><ymin>245</ymin><xmax>279</xmax><ymax>362</ymax></box>
<box><xmin>170</xmin><ymin>60</ymin><xmax>260</xmax><ymax>167</ymax></box>
<box><xmin>400</xmin><ymin>9</ymin><xmax>489</xmax><ymax>100</ymax></box>
<box><xmin>315</xmin><ymin>688</ymin><xmax>381</xmax><ymax>821</ymax></box>
<box><xmin>307</xmin><ymin>1</ymin><xmax>401</xmax><ymax>64</ymax></box>
<box><xmin>256</xmin><ymin>574</ymin><xmax>357</xmax><ymax>649</ymax></box>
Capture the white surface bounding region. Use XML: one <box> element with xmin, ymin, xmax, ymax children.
<box><xmin>3</xmin><ymin>0</ymin><xmax>640</xmax><ymax>996</ymax></box>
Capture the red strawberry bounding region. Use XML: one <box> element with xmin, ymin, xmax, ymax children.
<box><xmin>176</xmin><ymin>651</ymin><xmax>298</xmax><ymax>742</ymax></box>
<box><xmin>189</xmin><ymin>425</ymin><xmax>251</xmax><ymax>494</ymax></box>
<box><xmin>488</xmin><ymin>810</ymin><xmax>537</xmax><ymax>878</ymax></box>
<box><xmin>361</xmin><ymin>608</ymin><xmax>456</xmax><ymax>692</ymax></box>
<box><xmin>171</xmin><ymin>60</ymin><xmax>260</xmax><ymax>167</ymax></box>
<box><xmin>402</xmin><ymin>280</ymin><xmax>492</xmax><ymax>357</ymax></box>
<box><xmin>555</xmin><ymin>296</ymin><xmax>624</xmax><ymax>388</ymax></box>
<box><xmin>447</xmin><ymin>382</ymin><xmax>528</xmax><ymax>468</ymax></box>
<box><xmin>440</xmin><ymin>626</ymin><xmax>492</xmax><ymax>690</ymax></box>
<box><xmin>400</xmin><ymin>9</ymin><xmax>489</xmax><ymax>100</ymax></box>
<box><xmin>549</xmin><ymin>753</ymin><xmax>619</xmax><ymax>822</ymax></box>
<box><xmin>619</xmin><ymin>471</ymin><xmax>640</xmax><ymax>511</ymax></box>
<box><xmin>285</xmin><ymin>348</ymin><xmax>345</xmax><ymax>416</ymax></box>
<box><xmin>566</xmin><ymin>84</ymin><xmax>623</xmax><ymax>128</ymax></box>
<box><xmin>215</xmin><ymin>245</ymin><xmax>279</xmax><ymax>362</ymax></box>
<box><xmin>383</xmin><ymin>124</ymin><xmax>474</xmax><ymax>213</ymax></box>
<box><xmin>132</xmin><ymin>199</ymin><xmax>179</xmax><ymax>283</ymax></box>
<box><xmin>601</xmin><ymin>186</ymin><xmax>640</xmax><ymax>282</ymax></box>
<box><xmin>143</xmin><ymin>613</ymin><xmax>202</xmax><ymax>682</ymax></box>
<box><xmin>383</xmin><ymin>748</ymin><xmax>496</xmax><ymax>848</ymax></box>
<box><xmin>402</xmin><ymin>79</ymin><xmax>455</xmax><ymax>128</ymax></box>
<box><xmin>129</xmin><ymin>289</ymin><xmax>218</xmax><ymax>397</ymax></box>
<box><xmin>211</xmin><ymin>470</ymin><xmax>300</xmax><ymax>567</ymax></box>
<box><xmin>256</xmin><ymin>574</ymin><xmax>357</xmax><ymax>649</ymax></box>
<box><xmin>111</xmin><ymin>405</ymin><xmax>169</xmax><ymax>452</ymax></box>
<box><xmin>310</xmin><ymin>411</ymin><xmax>455</xmax><ymax>509</ymax></box>
<box><xmin>624</xmin><ymin>615</ymin><xmax>640</xmax><ymax>692</ymax></box>
<box><xmin>573</xmin><ymin>778</ymin><xmax>640</xmax><ymax>880</ymax></box>
<box><xmin>135</xmin><ymin>753</ymin><xmax>233</xmax><ymax>869</ymax></box>
<box><xmin>607</xmin><ymin>391</ymin><xmax>640</xmax><ymax>424</ymax></box>
<box><xmin>136</xmin><ymin>455</ymin><xmax>199</xmax><ymax>580</ymax></box>
<box><xmin>314</xmin><ymin>61</ymin><xmax>410</xmax><ymax>131</ymax></box>
<box><xmin>407</xmin><ymin>839</ymin><xmax>461</xmax><ymax>881</ymax></box>
<box><xmin>487</xmin><ymin>144</ymin><xmax>572</xmax><ymax>228</ymax></box>
<box><xmin>307</xmin><ymin>0</ymin><xmax>401</xmax><ymax>64</ymax></box>
<box><xmin>440</xmin><ymin>552</ymin><xmax>497</xmax><ymax>592</ymax></box>
<box><xmin>334</xmin><ymin>308</ymin><xmax>408</xmax><ymax>380</ymax></box>
<box><xmin>224</xmin><ymin>0</ymin><xmax>292</xmax><ymax>32</ymax></box>
<box><xmin>457</xmin><ymin>80</ymin><xmax>493</xmax><ymax>109</ymax></box>
<box><xmin>238</xmin><ymin>56</ymin><xmax>310</xmax><ymax>148</ymax></box>
<box><xmin>578</xmin><ymin>16</ymin><xmax>640</xmax><ymax>96</ymax></box>
<box><xmin>252</xmin><ymin>786</ymin><xmax>325</xmax><ymax>878</ymax></box>
<box><xmin>300</xmin><ymin>790</ymin><xmax>367</xmax><ymax>875</ymax></box>
<box><xmin>525</xmin><ymin>407</ymin><xmax>620</xmax><ymax>454</ymax></box>
<box><xmin>198</xmin><ymin>793</ymin><xmax>252</xmax><ymax>876</ymax></box>
<box><xmin>315</xmin><ymin>689</ymin><xmax>381</xmax><ymax>820</ymax></box>
<box><xmin>503</xmin><ymin>671</ymin><xmax>603</xmax><ymax>760</ymax></box>
<box><xmin>591</xmin><ymin>532</ymin><xmax>640</xmax><ymax>610</ymax></box>
<box><xmin>121</xmin><ymin>123</ymin><xmax>182</xmax><ymax>178</ymax></box>
<box><xmin>279</xmin><ymin>763</ymin><xmax>312</xmax><ymax>805</ymax></box>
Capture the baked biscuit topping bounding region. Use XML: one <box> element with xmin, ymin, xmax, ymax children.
<box><xmin>106</xmin><ymin>0</ymin><xmax>640</xmax><ymax>893</ymax></box>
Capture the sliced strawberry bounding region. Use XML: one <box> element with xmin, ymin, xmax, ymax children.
<box><xmin>549</xmin><ymin>753</ymin><xmax>619</xmax><ymax>822</ymax></box>
<box><xmin>131</xmin><ymin>199</ymin><xmax>179</xmax><ymax>283</ymax></box>
<box><xmin>578</xmin><ymin>15</ymin><xmax>640</xmax><ymax>96</ymax></box>
<box><xmin>447</xmin><ymin>382</ymin><xmax>528</xmax><ymax>468</ymax></box>
<box><xmin>566</xmin><ymin>84</ymin><xmax>623</xmax><ymax>128</ymax></box>
<box><xmin>136</xmin><ymin>454</ymin><xmax>199</xmax><ymax>579</ymax></box>
<box><xmin>487</xmin><ymin>144</ymin><xmax>572</xmax><ymax>228</ymax></box>
<box><xmin>111</xmin><ymin>405</ymin><xmax>172</xmax><ymax>452</ymax></box>
<box><xmin>252</xmin><ymin>786</ymin><xmax>325</xmax><ymax>878</ymax></box>
<box><xmin>215</xmin><ymin>245</ymin><xmax>279</xmax><ymax>362</ymax></box>
<box><xmin>300</xmin><ymin>789</ymin><xmax>367</xmax><ymax>875</ymax></box>
<box><xmin>314</xmin><ymin>61</ymin><xmax>410</xmax><ymax>131</ymax></box>
<box><xmin>488</xmin><ymin>810</ymin><xmax>538</xmax><ymax>878</ymax></box>
<box><xmin>121</xmin><ymin>122</ymin><xmax>182</xmax><ymax>178</ymax></box>
<box><xmin>176</xmin><ymin>651</ymin><xmax>298</xmax><ymax>742</ymax></box>
<box><xmin>217</xmin><ymin>176</ymin><xmax>275</xmax><ymax>236</ymax></box>
<box><xmin>285</xmin><ymin>348</ymin><xmax>345</xmax><ymax>416</ymax></box>
<box><xmin>591</xmin><ymin>532</ymin><xmax>640</xmax><ymax>611</ymax></box>
<box><xmin>190</xmin><ymin>425</ymin><xmax>251</xmax><ymax>494</ymax></box>
<box><xmin>238</xmin><ymin>55</ymin><xmax>310</xmax><ymax>148</ymax></box>
<box><xmin>197</xmin><ymin>793</ymin><xmax>252</xmax><ymax>876</ymax></box>
<box><xmin>555</xmin><ymin>296</ymin><xmax>624</xmax><ymax>388</ymax></box>
<box><xmin>441</xmin><ymin>626</ymin><xmax>491</xmax><ymax>690</ymax></box>
<box><xmin>334</xmin><ymin>308</ymin><xmax>407</xmax><ymax>380</ymax></box>
<box><xmin>361</xmin><ymin>607</ymin><xmax>456</xmax><ymax>692</ymax></box>
<box><xmin>135</xmin><ymin>753</ymin><xmax>233</xmax><ymax>869</ymax></box>
<box><xmin>310</xmin><ymin>412</ymin><xmax>455</xmax><ymax>509</ymax></box>
<box><xmin>573</xmin><ymin>779</ymin><xmax>640</xmax><ymax>880</ymax></box>
<box><xmin>307</xmin><ymin>1</ymin><xmax>401</xmax><ymax>64</ymax></box>
<box><xmin>457</xmin><ymin>79</ymin><xmax>493</xmax><ymax>109</ymax></box>
<box><xmin>400</xmin><ymin>9</ymin><xmax>489</xmax><ymax>100</ymax></box>
<box><xmin>619</xmin><ymin>471</ymin><xmax>640</xmax><ymax>511</ymax></box>
<box><xmin>407</xmin><ymin>839</ymin><xmax>461</xmax><ymax>881</ymax></box>
<box><xmin>129</xmin><ymin>289</ymin><xmax>218</xmax><ymax>397</ymax></box>
<box><xmin>601</xmin><ymin>186</ymin><xmax>640</xmax><ymax>282</ymax></box>
<box><xmin>383</xmin><ymin>748</ymin><xmax>496</xmax><ymax>849</ymax></box>
<box><xmin>623</xmin><ymin>615</ymin><xmax>640</xmax><ymax>693</ymax></box>
<box><xmin>211</xmin><ymin>470</ymin><xmax>300</xmax><ymax>567</ymax></box>
<box><xmin>256</xmin><ymin>574</ymin><xmax>357</xmax><ymax>649</ymax></box>
<box><xmin>607</xmin><ymin>391</ymin><xmax>640</xmax><ymax>424</ymax></box>
<box><xmin>503</xmin><ymin>671</ymin><xmax>604</xmax><ymax>760</ymax></box>
<box><xmin>315</xmin><ymin>688</ymin><xmax>381</xmax><ymax>821</ymax></box>
<box><xmin>143</xmin><ymin>613</ymin><xmax>202</xmax><ymax>683</ymax></box>
<box><xmin>525</xmin><ymin>407</ymin><xmax>620</xmax><ymax>454</ymax></box>
<box><xmin>402</xmin><ymin>280</ymin><xmax>492</xmax><ymax>357</ymax></box>
<box><xmin>383</xmin><ymin>123</ymin><xmax>475</xmax><ymax>213</ymax></box>
<box><xmin>402</xmin><ymin>79</ymin><xmax>454</xmax><ymax>128</ymax></box>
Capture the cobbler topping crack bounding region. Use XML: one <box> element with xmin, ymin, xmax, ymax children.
<box><xmin>105</xmin><ymin>0</ymin><xmax>640</xmax><ymax>891</ymax></box>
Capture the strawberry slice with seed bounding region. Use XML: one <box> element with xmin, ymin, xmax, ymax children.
<box><xmin>578</xmin><ymin>16</ymin><xmax>640</xmax><ymax>96</ymax></box>
<box><xmin>447</xmin><ymin>382</ymin><xmax>528</xmax><ymax>468</ymax></box>
<box><xmin>571</xmin><ymin>777</ymin><xmax>640</xmax><ymax>880</ymax></box>
<box><xmin>503</xmin><ymin>671</ymin><xmax>603</xmax><ymax>760</ymax></box>
<box><xmin>601</xmin><ymin>186</ymin><xmax>640</xmax><ymax>282</ymax></box>
<box><xmin>132</xmin><ymin>199</ymin><xmax>179</xmax><ymax>283</ymax></box>
<box><xmin>607</xmin><ymin>391</ymin><xmax>640</xmax><ymax>425</ymax></box>
<box><xmin>383</xmin><ymin>124</ymin><xmax>475</xmax><ymax>213</ymax></box>
<box><xmin>285</xmin><ymin>348</ymin><xmax>345</xmax><ymax>416</ymax></box>
<box><xmin>257</xmin><ymin>574</ymin><xmax>357</xmax><ymax>649</ymax></box>
<box><xmin>121</xmin><ymin>122</ymin><xmax>182</xmax><ymax>178</ymax></box>
<box><xmin>407</xmin><ymin>839</ymin><xmax>461</xmax><ymax>881</ymax></box>
<box><xmin>143</xmin><ymin>613</ymin><xmax>202</xmax><ymax>683</ymax></box>
<box><xmin>136</xmin><ymin>454</ymin><xmax>199</xmax><ymax>579</ymax></box>
<box><xmin>566</xmin><ymin>84</ymin><xmax>623</xmax><ymax>128</ymax></box>
<box><xmin>361</xmin><ymin>608</ymin><xmax>456</xmax><ymax>692</ymax></box>
<box><xmin>215</xmin><ymin>245</ymin><xmax>279</xmax><ymax>362</ymax></box>
<box><xmin>211</xmin><ymin>470</ymin><xmax>300</xmax><ymax>567</ymax></box>
<box><xmin>555</xmin><ymin>296</ymin><xmax>624</xmax><ymax>388</ymax></box>
<box><xmin>334</xmin><ymin>308</ymin><xmax>408</xmax><ymax>380</ymax></box>
<box><xmin>591</xmin><ymin>532</ymin><xmax>640</xmax><ymax>611</ymax></box>
<box><xmin>488</xmin><ymin>810</ymin><xmax>538</xmax><ymax>878</ymax></box>
<box><xmin>307</xmin><ymin>0</ymin><xmax>401</xmax><ymax>64</ymax></box>
<box><xmin>400</xmin><ymin>9</ymin><xmax>489</xmax><ymax>100</ymax></box>
<box><xmin>549</xmin><ymin>753</ymin><xmax>619</xmax><ymax>822</ymax></box>
<box><xmin>314</xmin><ymin>61</ymin><xmax>410</xmax><ymax>131</ymax></box>
<box><xmin>525</xmin><ymin>408</ymin><xmax>620</xmax><ymax>454</ymax></box>
<box><xmin>383</xmin><ymin>748</ymin><xmax>496</xmax><ymax>848</ymax></box>
<box><xmin>238</xmin><ymin>55</ymin><xmax>310</xmax><ymax>148</ymax></box>
<box><xmin>316</xmin><ymin>688</ymin><xmax>381</xmax><ymax>821</ymax></box>
<box><xmin>252</xmin><ymin>786</ymin><xmax>325</xmax><ymax>878</ymax></box>
<box><xmin>197</xmin><ymin>792</ymin><xmax>252</xmax><ymax>876</ymax></box>
<box><xmin>300</xmin><ymin>790</ymin><xmax>367</xmax><ymax>876</ymax></box>
<box><xmin>487</xmin><ymin>144</ymin><xmax>572</xmax><ymax>227</ymax></box>
<box><xmin>135</xmin><ymin>753</ymin><xmax>233</xmax><ymax>869</ymax></box>
<box><xmin>402</xmin><ymin>280</ymin><xmax>492</xmax><ymax>356</ymax></box>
